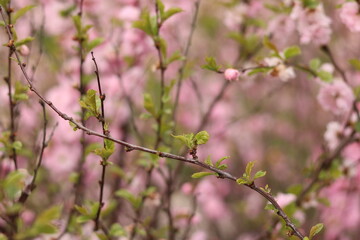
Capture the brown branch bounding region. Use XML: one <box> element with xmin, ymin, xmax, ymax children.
<box><xmin>0</xmin><ymin>7</ymin><xmax>304</xmax><ymax>239</ymax></box>
<box><xmin>91</xmin><ymin>52</ymin><xmax>109</xmax><ymax>231</ymax></box>
<box><xmin>3</xmin><ymin>1</ymin><xmax>18</xmax><ymax>170</ymax></box>
<box><xmin>321</xmin><ymin>45</ymin><xmax>348</xmax><ymax>83</ymax></box>
<box><xmin>18</xmin><ymin>101</ymin><xmax>50</xmax><ymax>203</ymax></box>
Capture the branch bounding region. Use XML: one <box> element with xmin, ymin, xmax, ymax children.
<box><xmin>0</xmin><ymin>7</ymin><xmax>304</xmax><ymax>239</ymax></box>
<box><xmin>3</xmin><ymin>1</ymin><xmax>18</xmax><ymax>169</ymax></box>
<box><xmin>321</xmin><ymin>45</ymin><xmax>348</xmax><ymax>83</ymax></box>
<box><xmin>91</xmin><ymin>52</ymin><xmax>109</xmax><ymax>231</ymax></box>
<box><xmin>18</xmin><ymin>101</ymin><xmax>52</xmax><ymax>203</ymax></box>
<box><xmin>173</xmin><ymin>0</ymin><xmax>201</xmax><ymax>127</ymax></box>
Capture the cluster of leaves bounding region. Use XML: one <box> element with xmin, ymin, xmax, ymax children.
<box><xmin>0</xmin><ymin>131</ymin><xmax>22</xmax><ymax>157</ymax></box>
<box><xmin>75</xmin><ymin>202</ymin><xmax>126</xmax><ymax>239</ymax></box>
<box><xmin>0</xmin><ymin>2</ymin><xmax>35</xmax><ymax>48</ymax></box>
<box><xmin>192</xmin><ymin>156</ymin><xmax>229</xmax><ymax>179</ymax></box>
<box><xmin>133</xmin><ymin>0</ymin><xmax>183</xmax><ymax>67</ymax></box>
<box><xmin>308</xmin><ymin>58</ymin><xmax>333</xmax><ymax>82</ymax></box>
<box><xmin>236</xmin><ymin>161</ymin><xmax>266</xmax><ymax>185</ymax></box>
<box><xmin>72</xmin><ymin>15</ymin><xmax>103</xmax><ymax>55</ymax></box>
<box><xmin>171</xmin><ymin>130</ymin><xmax>210</xmax><ymax>150</ymax></box>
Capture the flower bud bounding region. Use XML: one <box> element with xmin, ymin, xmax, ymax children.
<box><xmin>224</xmin><ymin>68</ymin><xmax>240</xmax><ymax>81</ymax></box>
<box><xmin>19</xmin><ymin>45</ymin><xmax>30</xmax><ymax>56</ymax></box>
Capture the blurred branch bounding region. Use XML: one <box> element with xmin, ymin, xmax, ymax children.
<box><xmin>321</xmin><ymin>45</ymin><xmax>348</xmax><ymax>83</ymax></box>
<box><xmin>18</xmin><ymin>101</ymin><xmax>56</xmax><ymax>203</ymax></box>
<box><xmin>3</xmin><ymin>0</ymin><xmax>18</xmax><ymax>169</ymax></box>
<box><xmin>173</xmin><ymin>0</ymin><xmax>201</xmax><ymax>129</ymax></box>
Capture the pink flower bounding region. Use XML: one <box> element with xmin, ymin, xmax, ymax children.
<box><xmin>181</xmin><ymin>182</ymin><xmax>193</xmax><ymax>195</ymax></box>
<box><xmin>339</xmin><ymin>2</ymin><xmax>360</xmax><ymax>32</ymax></box>
<box><xmin>275</xmin><ymin>193</ymin><xmax>296</xmax><ymax>208</ymax></box>
<box><xmin>224</xmin><ymin>68</ymin><xmax>240</xmax><ymax>81</ymax></box>
<box><xmin>292</xmin><ymin>3</ymin><xmax>332</xmax><ymax>45</ymax></box>
<box><xmin>317</xmin><ymin>80</ymin><xmax>355</xmax><ymax>115</ymax></box>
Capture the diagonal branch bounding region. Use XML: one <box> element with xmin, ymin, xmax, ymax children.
<box><xmin>0</xmin><ymin>7</ymin><xmax>304</xmax><ymax>239</ymax></box>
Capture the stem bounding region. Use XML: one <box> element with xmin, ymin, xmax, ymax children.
<box><xmin>5</xmin><ymin>1</ymin><xmax>17</xmax><ymax>170</ymax></box>
<box><xmin>321</xmin><ymin>45</ymin><xmax>348</xmax><ymax>83</ymax></box>
<box><xmin>0</xmin><ymin>7</ymin><xmax>305</xmax><ymax>239</ymax></box>
<box><xmin>91</xmin><ymin>52</ymin><xmax>109</xmax><ymax>230</ymax></box>
<box><xmin>172</xmin><ymin>0</ymin><xmax>201</xmax><ymax>129</ymax></box>
<box><xmin>18</xmin><ymin>101</ymin><xmax>50</xmax><ymax>203</ymax></box>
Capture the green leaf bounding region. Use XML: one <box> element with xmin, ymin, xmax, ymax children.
<box><xmin>254</xmin><ymin>170</ymin><xmax>266</xmax><ymax>179</ymax></box>
<box><xmin>36</xmin><ymin>205</ymin><xmax>62</xmax><ymax>223</ymax></box>
<box><xmin>0</xmin><ymin>0</ymin><xmax>9</xmax><ymax>8</ymax></box>
<box><xmin>69</xmin><ymin>121</ymin><xmax>78</xmax><ymax>131</ymax></box>
<box><xmin>79</xmin><ymin>89</ymin><xmax>100</xmax><ymax>120</ymax></box>
<box><xmin>191</xmin><ymin>172</ymin><xmax>215</xmax><ymax>179</ymax></box>
<box><xmin>236</xmin><ymin>178</ymin><xmax>248</xmax><ymax>185</ymax></box>
<box><xmin>166</xmin><ymin>51</ymin><xmax>184</xmax><ymax>65</ymax></box>
<box><xmin>4</xmin><ymin>170</ymin><xmax>26</xmax><ymax>199</ymax></box>
<box><xmin>96</xmin><ymin>233</ymin><xmax>108</xmax><ymax>240</ymax></box>
<box><xmin>349</xmin><ymin>59</ymin><xmax>360</xmax><ymax>70</ymax></box>
<box><xmin>59</xmin><ymin>5</ymin><xmax>77</xmax><ymax>17</ymax></box>
<box><xmin>14</xmin><ymin>37</ymin><xmax>34</xmax><ymax>47</ymax></box>
<box><xmin>247</xmin><ymin>67</ymin><xmax>272</xmax><ymax>76</ymax></box>
<box><xmin>11</xmin><ymin>5</ymin><xmax>36</xmax><ymax>24</ymax></box>
<box><xmin>144</xmin><ymin>93</ymin><xmax>157</xmax><ymax>117</ymax></box>
<box><xmin>109</xmin><ymin>223</ymin><xmax>127</xmax><ymax>237</ymax></box>
<box><xmin>263</xmin><ymin>36</ymin><xmax>278</xmax><ymax>53</ymax></box>
<box><xmin>171</xmin><ymin>133</ymin><xmax>194</xmax><ymax>149</ymax></box>
<box><xmin>283</xmin><ymin>46</ymin><xmax>301</xmax><ymax>59</ymax></box>
<box><xmin>72</xmin><ymin>15</ymin><xmax>82</xmax><ymax>33</ymax></box>
<box><xmin>245</xmin><ymin>161</ymin><xmax>255</xmax><ymax>178</ymax></box>
<box><xmin>13</xmin><ymin>81</ymin><xmax>29</xmax><ymax>102</ymax></box>
<box><xmin>76</xmin><ymin>215</ymin><xmax>92</xmax><ymax>223</ymax></box>
<box><xmin>162</xmin><ymin>7</ymin><xmax>183</xmax><ymax>22</ymax></box>
<box><xmin>194</xmin><ymin>130</ymin><xmax>210</xmax><ymax>145</ymax></box>
<box><xmin>304</xmin><ymin>237</ymin><xmax>310</xmax><ymax>240</ymax></box>
<box><xmin>115</xmin><ymin>190</ymin><xmax>141</xmax><ymax>210</ymax></box>
<box><xmin>302</xmin><ymin>0</ymin><xmax>320</xmax><ymax>9</ymax></box>
<box><xmin>85</xmin><ymin>38</ymin><xmax>103</xmax><ymax>52</ymax></box>
<box><xmin>317</xmin><ymin>70</ymin><xmax>333</xmax><ymax>82</ymax></box>
<box><xmin>309</xmin><ymin>58</ymin><xmax>321</xmax><ymax>71</ymax></box>
<box><xmin>215</xmin><ymin>156</ymin><xmax>229</xmax><ymax>168</ymax></box>
<box><xmin>155</xmin><ymin>37</ymin><xmax>167</xmax><ymax>59</ymax></box>
<box><xmin>12</xmin><ymin>141</ymin><xmax>22</xmax><ymax>150</ymax></box>
<box><xmin>309</xmin><ymin>223</ymin><xmax>324</xmax><ymax>239</ymax></box>
<box><xmin>204</xmin><ymin>156</ymin><xmax>213</xmax><ymax>166</ymax></box>
<box><xmin>264</xmin><ymin>203</ymin><xmax>277</xmax><ymax>212</ymax></box>
<box><xmin>0</xmin><ymin>21</ymin><xmax>4</xmax><ymax>27</ymax></box>
<box><xmin>355</xmin><ymin>122</ymin><xmax>360</xmax><ymax>132</ymax></box>
<box><xmin>133</xmin><ymin>10</ymin><xmax>157</xmax><ymax>36</ymax></box>
<box><xmin>74</xmin><ymin>205</ymin><xmax>88</xmax><ymax>216</ymax></box>
<box><xmin>201</xmin><ymin>57</ymin><xmax>222</xmax><ymax>72</ymax></box>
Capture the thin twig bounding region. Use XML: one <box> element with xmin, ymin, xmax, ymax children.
<box><xmin>18</xmin><ymin>100</ymin><xmax>52</xmax><ymax>203</ymax></box>
<box><xmin>4</xmin><ymin>1</ymin><xmax>18</xmax><ymax>169</ymax></box>
<box><xmin>173</xmin><ymin>0</ymin><xmax>201</xmax><ymax>128</ymax></box>
<box><xmin>91</xmin><ymin>52</ymin><xmax>110</xmax><ymax>231</ymax></box>
<box><xmin>0</xmin><ymin>7</ymin><xmax>304</xmax><ymax>239</ymax></box>
<box><xmin>321</xmin><ymin>45</ymin><xmax>348</xmax><ymax>83</ymax></box>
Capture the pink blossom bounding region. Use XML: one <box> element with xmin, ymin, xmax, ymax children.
<box><xmin>181</xmin><ymin>182</ymin><xmax>193</xmax><ymax>195</ymax></box>
<box><xmin>317</xmin><ymin>80</ymin><xmax>355</xmax><ymax>115</ymax></box>
<box><xmin>324</xmin><ymin>121</ymin><xmax>343</xmax><ymax>150</ymax></box>
<box><xmin>275</xmin><ymin>193</ymin><xmax>296</xmax><ymax>208</ymax></box>
<box><xmin>224</xmin><ymin>68</ymin><xmax>240</xmax><ymax>81</ymax></box>
<box><xmin>339</xmin><ymin>2</ymin><xmax>360</xmax><ymax>32</ymax></box>
<box><xmin>190</xmin><ymin>230</ymin><xmax>207</xmax><ymax>240</ymax></box>
<box><xmin>292</xmin><ymin>3</ymin><xmax>332</xmax><ymax>45</ymax></box>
